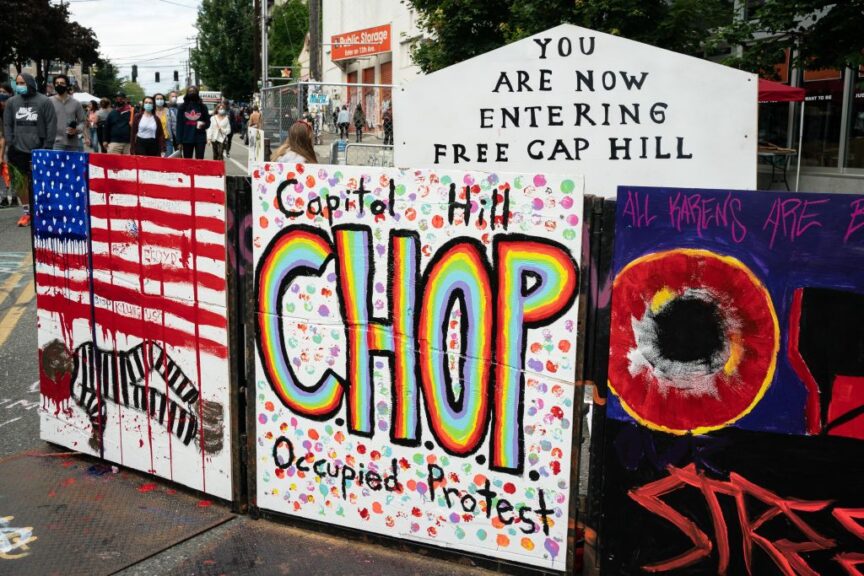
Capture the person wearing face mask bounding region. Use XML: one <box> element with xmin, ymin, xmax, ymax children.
<box><xmin>207</xmin><ymin>103</ymin><xmax>231</xmax><ymax>161</ymax></box>
<box><xmin>87</xmin><ymin>100</ymin><xmax>99</xmax><ymax>152</ymax></box>
<box><xmin>131</xmin><ymin>96</ymin><xmax>166</xmax><ymax>157</ymax></box>
<box><xmin>3</xmin><ymin>73</ymin><xmax>57</xmax><ymax>226</ymax></box>
<box><xmin>166</xmin><ymin>90</ymin><xmax>179</xmax><ymax>154</ymax></box>
<box><xmin>50</xmin><ymin>74</ymin><xmax>86</xmax><ymax>152</ymax></box>
<box><xmin>103</xmin><ymin>90</ymin><xmax>134</xmax><ymax>155</ymax></box>
<box><xmin>153</xmin><ymin>93</ymin><xmax>171</xmax><ymax>156</ymax></box>
<box><xmin>95</xmin><ymin>98</ymin><xmax>112</xmax><ymax>153</ymax></box>
<box><xmin>176</xmin><ymin>86</ymin><xmax>210</xmax><ymax>159</ymax></box>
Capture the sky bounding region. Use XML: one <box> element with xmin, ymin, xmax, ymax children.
<box><xmin>61</xmin><ymin>0</ymin><xmax>201</xmax><ymax>95</ymax></box>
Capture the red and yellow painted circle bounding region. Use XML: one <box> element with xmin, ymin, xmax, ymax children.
<box><xmin>608</xmin><ymin>249</ymin><xmax>779</xmax><ymax>435</ymax></box>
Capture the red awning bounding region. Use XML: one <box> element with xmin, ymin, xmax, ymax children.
<box><xmin>758</xmin><ymin>78</ymin><xmax>805</xmax><ymax>103</ymax></box>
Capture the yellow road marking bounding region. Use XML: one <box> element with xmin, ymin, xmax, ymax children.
<box><xmin>0</xmin><ymin>278</ymin><xmax>35</xmax><ymax>349</ymax></box>
<box><xmin>0</xmin><ymin>253</ymin><xmax>32</xmax><ymax>309</ymax></box>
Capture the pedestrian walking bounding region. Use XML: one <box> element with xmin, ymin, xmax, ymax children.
<box><xmin>247</xmin><ymin>105</ymin><xmax>261</xmax><ymax>149</ymax></box>
<box><xmin>87</xmin><ymin>100</ymin><xmax>99</xmax><ymax>152</ymax></box>
<box><xmin>96</xmin><ymin>97</ymin><xmax>111</xmax><ymax>153</ymax></box>
<box><xmin>103</xmin><ymin>91</ymin><xmax>133</xmax><ymax>155</ymax></box>
<box><xmin>271</xmin><ymin>119</ymin><xmax>318</xmax><ymax>164</ymax></box>
<box><xmin>0</xmin><ymin>82</ymin><xmax>15</xmax><ymax>208</ymax></box>
<box><xmin>242</xmin><ymin>105</ymin><xmax>251</xmax><ymax>144</ymax></box>
<box><xmin>153</xmin><ymin>93</ymin><xmax>171</xmax><ymax>157</ymax></box>
<box><xmin>225</xmin><ymin>106</ymin><xmax>241</xmax><ymax>157</ymax></box>
<box><xmin>353</xmin><ymin>103</ymin><xmax>364</xmax><ymax>143</ymax></box>
<box><xmin>176</xmin><ymin>86</ymin><xmax>210</xmax><ymax>160</ymax></box>
<box><xmin>50</xmin><ymin>74</ymin><xmax>85</xmax><ymax>152</ymax></box>
<box><xmin>337</xmin><ymin>105</ymin><xmax>349</xmax><ymax>140</ymax></box>
<box><xmin>382</xmin><ymin>106</ymin><xmax>393</xmax><ymax>146</ymax></box>
<box><xmin>131</xmin><ymin>96</ymin><xmax>165</xmax><ymax>157</ymax></box>
<box><xmin>207</xmin><ymin>103</ymin><xmax>231</xmax><ymax>161</ymax></box>
<box><xmin>2</xmin><ymin>73</ymin><xmax>57</xmax><ymax>226</ymax></box>
<box><xmin>165</xmin><ymin>90</ymin><xmax>179</xmax><ymax>155</ymax></box>
<box><xmin>311</xmin><ymin>106</ymin><xmax>323</xmax><ymax>145</ymax></box>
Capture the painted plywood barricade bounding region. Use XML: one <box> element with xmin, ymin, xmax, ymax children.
<box><xmin>601</xmin><ymin>187</ymin><xmax>864</xmax><ymax>574</ymax></box>
<box><xmin>252</xmin><ymin>163</ymin><xmax>584</xmax><ymax>569</ymax></box>
<box><xmin>395</xmin><ymin>24</ymin><xmax>757</xmax><ymax>197</ymax></box>
<box><xmin>34</xmin><ymin>151</ymin><xmax>234</xmax><ymax>501</ymax></box>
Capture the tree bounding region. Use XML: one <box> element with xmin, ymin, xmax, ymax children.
<box><xmin>269</xmin><ymin>0</ymin><xmax>309</xmax><ymax>75</ymax></box>
<box><xmin>0</xmin><ymin>0</ymin><xmax>32</xmax><ymax>77</ymax></box>
<box><xmin>93</xmin><ymin>59</ymin><xmax>123</xmax><ymax>97</ymax></box>
<box><xmin>121</xmin><ymin>81</ymin><xmax>145</xmax><ymax>105</ymax></box>
<box><xmin>2</xmin><ymin>0</ymin><xmax>100</xmax><ymax>90</ymax></box>
<box><xmin>712</xmin><ymin>1</ymin><xmax>864</xmax><ymax>77</ymax></box>
<box><xmin>191</xmin><ymin>0</ymin><xmax>255</xmax><ymax>100</ymax></box>
<box><xmin>406</xmin><ymin>0</ymin><xmax>734</xmax><ymax>73</ymax></box>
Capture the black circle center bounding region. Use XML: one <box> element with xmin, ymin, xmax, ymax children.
<box><xmin>654</xmin><ymin>296</ymin><xmax>724</xmax><ymax>364</ymax></box>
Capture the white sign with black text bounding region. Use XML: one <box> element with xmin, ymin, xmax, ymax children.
<box><xmin>395</xmin><ymin>24</ymin><xmax>757</xmax><ymax>197</ymax></box>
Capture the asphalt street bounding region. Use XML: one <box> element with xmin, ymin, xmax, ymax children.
<box><xmin>0</xmin><ymin>207</ymin><xmax>40</xmax><ymax>458</ymax></box>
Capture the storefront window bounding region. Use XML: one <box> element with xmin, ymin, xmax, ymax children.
<box><xmin>846</xmin><ymin>69</ymin><xmax>864</xmax><ymax>169</ymax></box>
<box><xmin>759</xmin><ymin>102</ymin><xmax>791</xmax><ymax>147</ymax></box>
<box><xmin>801</xmin><ymin>77</ymin><xmax>844</xmax><ymax>167</ymax></box>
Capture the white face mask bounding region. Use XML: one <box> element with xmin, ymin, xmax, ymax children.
<box><xmin>170</xmin><ymin>97</ymin><xmax>177</xmax><ymax>104</ymax></box>
<box><xmin>155</xmin><ymin>99</ymin><xmax>165</xmax><ymax>107</ymax></box>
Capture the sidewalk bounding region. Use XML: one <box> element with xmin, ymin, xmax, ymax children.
<box><xmin>0</xmin><ymin>445</ymin><xmax>504</xmax><ymax>576</ymax></box>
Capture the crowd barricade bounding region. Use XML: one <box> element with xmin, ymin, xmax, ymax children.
<box><xmin>261</xmin><ymin>81</ymin><xmax>396</xmax><ymax>167</ymax></box>
<box><xmin>32</xmin><ymin>151</ymin><xmax>864</xmax><ymax>574</ymax></box>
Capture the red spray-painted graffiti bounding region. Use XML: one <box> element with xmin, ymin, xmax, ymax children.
<box><xmin>630</xmin><ymin>463</ymin><xmax>864</xmax><ymax>575</ymax></box>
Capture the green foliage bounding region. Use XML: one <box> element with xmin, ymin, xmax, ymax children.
<box><xmin>406</xmin><ymin>0</ymin><xmax>735</xmax><ymax>73</ymax></box>
<box><xmin>711</xmin><ymin>0</ymin><xmax>864</xmax><ymax>76</ymax></box>
<box><xmin>0</xmin><ymin>0</ymin><xmax>100</xmax><ymax>89</ymax></box>
<box><xmin>5</xmin><ymin>162</ymin><xmax>29</xmax><ymax>198</ymax></box>
<box><xmin>121</xmin><ymin>81</ymin><xmax>145</xmax><ymax>104</ymax></box>
<box><xmin>269</xmin><ymin>0</ymin><xmax>309</xmax><ymax>73</ymax></box>
<box><xmin>92</xmin><ymin>59</ymin><xmax>123</xmax><ymax>98</ymax></box>
<box><xmin>191</xmin><ymin>0</ymin><xmax>256</xmax><ymax>100</ymax></box>
<box><xmin>406</xmin><ymin>0</ymin><xmax>512</xmax><ymax>74</ymax></box>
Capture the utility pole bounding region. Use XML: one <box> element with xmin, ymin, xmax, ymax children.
<box><xmin>187</xmin><ymin>45</ymin><xmax>192</xmax><ymax>86</ymax></box>
<box><xmin>186</xmin><ymin>36</ymin><xmax>199</xmax><ymax>87</ymax></box>
<box><xmin>309</xmin><ymin>0</ymin><xmax>321</xmax><ymax>81</ymax></box>
<box><xmin>261</xmin><ymin>0</ymin><xmax>269</xmax><ymax>89</ymax></box>
<box><xmin>253</xmin><ymin>0</ymin><xmax>261</xmax><ymax>85</ymax></box>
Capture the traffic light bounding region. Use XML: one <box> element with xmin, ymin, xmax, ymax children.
<box><xmin>173</xmin><ymin>70</ymin><xmax>179</xmax><ymax>82</ymax></box>
<box><xmin>155</xmin><ymin>71</ymin><xmax>160</xmax><ymax>83</ymax></box>
<box><xmin>132</xmin><ymin>65</ymin><xmax>138</xmax><ymax>82</ymax></box>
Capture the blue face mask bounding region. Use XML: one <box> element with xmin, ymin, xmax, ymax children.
<box><xmin>15</xmin><ymin>84</ymin><xmax>28</xmax><ymax>95</ymax></box>
<box><xmin>0</xmin><ymin>94</ymin><xmax>9</xmax><ymax>103</ymax></box>
<box><xmin>143</xmin><ymin>103</ymin><xmax>154</xmax><ymax>112</ymax></box>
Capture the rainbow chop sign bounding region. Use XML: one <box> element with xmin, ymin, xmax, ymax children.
<box><xmin>252</xmin><ymin>163</ymin><xmax>583</xmax><ymax>569</ymax></box>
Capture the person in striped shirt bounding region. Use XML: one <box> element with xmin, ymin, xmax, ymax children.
<box><xmin>40</xmin><ymin>339</ymin><xmax>224</xmax><ymax>455</ymax></box>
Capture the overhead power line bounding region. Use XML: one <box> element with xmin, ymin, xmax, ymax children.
<box><xmin>109</xmin><ymin>44</ymin><xmax>194</xmax><ymax>62</ymax></box>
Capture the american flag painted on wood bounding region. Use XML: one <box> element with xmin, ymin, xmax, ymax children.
<box><xmin>34</xmin><ymin>151</ymin><xmax>233</xmax><ymax>501</ymax></box>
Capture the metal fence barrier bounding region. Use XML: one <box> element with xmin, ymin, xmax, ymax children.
<box><xmin>260</xmin><ymin>80</ymin><xmax>396</xmax><ymax>167</ymax></box>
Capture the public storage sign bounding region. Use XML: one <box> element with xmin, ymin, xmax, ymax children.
<box><xmin>331</xmin><ymin>24</ymin><xmax>391</xmax><ymax>62</ymax></box>
<box><xmin>395</xmin><ymin>24</ymin><xmax>758</xmax><ymax>197</ymax></box>
<box><xmin>252</xmin><ymin>162</ymin><xmax>584</xmax><ymax>571</ymax></box>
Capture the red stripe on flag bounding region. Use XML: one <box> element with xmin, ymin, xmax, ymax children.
<box><xmin>90</xmin><ymin>228</ymin><xmax>226</xmax><ymax>262</ymax></box>
<box><xmin>89</xmin><ymin>204</ymin><xmax>225</xmax><ymax>235</ymax></box>
<box><xmin>89</xmin><ymin>154</ymin><xmax>227</xmax><ymax>177</ymax></box>
<box><xmin>34</xmin><ymin>248</ymin><xmax>227</xmax><ymax>293</ymax></box>
<box><xmin>89</xmin><ymin>178</ymin><xmax>225</xmax><ymax>205</ymax></box>
<box><xmin>37</xmin><ymin>291</ymin><xmax>228</xmax><ymax>358</ymax></box>
<box><xmin>35</xmin><ymin>272</ymin><xmax>228</xmax><ymax>330</ymax></box>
